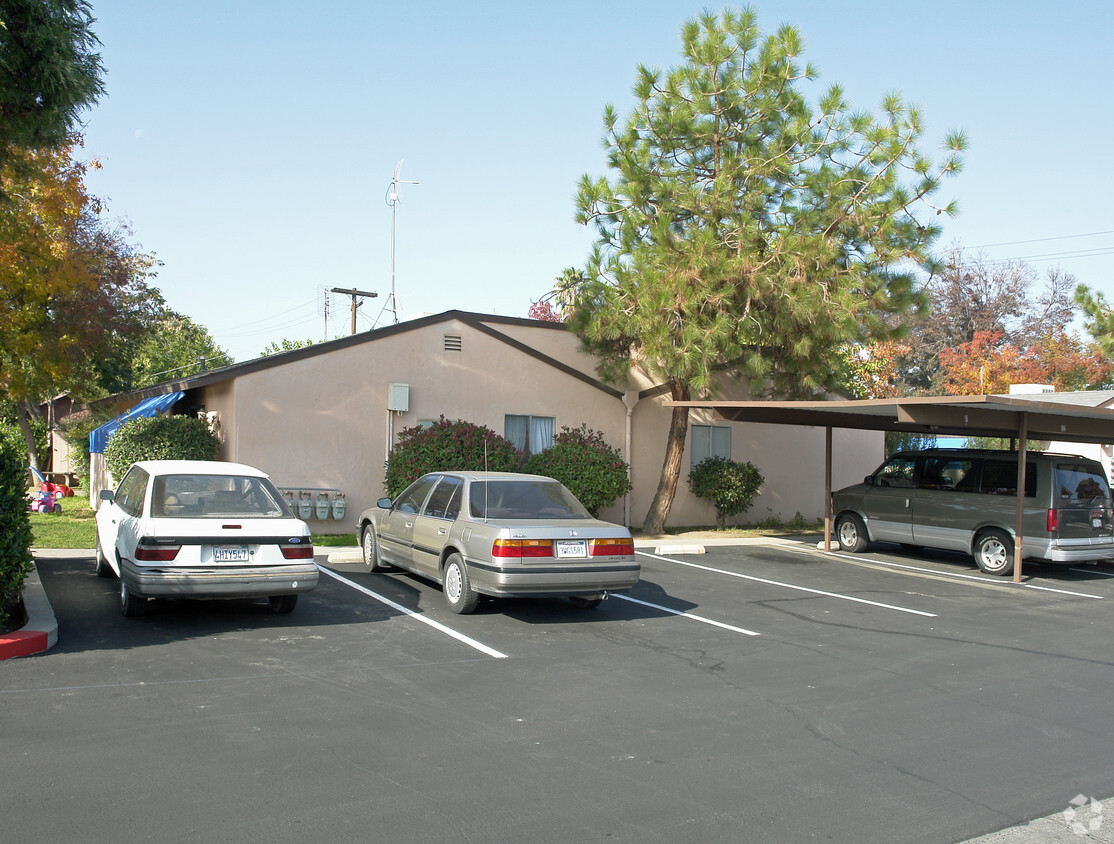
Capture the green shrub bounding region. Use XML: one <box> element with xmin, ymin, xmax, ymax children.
<box><xmin>0</xmin><ymin>423</ymin><xmax>34</xmax><ymax>628</ymax></box>
<box><xmin>104</xmin><ymin>415</ymin><xmax>220</xmax><ymax>480</ymax></box>
<box><xmin>385</xmin><ymin>417</ymin><xmax>521</xmax><ymax>498</ymax></box>
<box><xmin>523</xmin><ymin>424</ymin><xmax>631</xmax><ymax>517</ymax></box>
<box><xmin>688</xmin><ymin>456</ymin><xmax>764</xmax><ymax>530</ymax></box>
<box><xmin>57</xmin><ymin>407</ymin><xmax>113</xmax><ymax>479</ymax></box>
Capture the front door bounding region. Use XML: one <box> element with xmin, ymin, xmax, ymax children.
<box><xmin>862</xmin><ymin>455</ymin><xmax>918</xmax><ymax>544</ymax></box>
<box><xmin>378</xmin><ymin>475</ymin><xmax>438</xmax><ymax>569</ymax></box>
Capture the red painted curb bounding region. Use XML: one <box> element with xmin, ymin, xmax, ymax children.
<box><xmin>0</xmin><ymin>629</ymin><xmax>49</xmax><ymax>660</ymax></box>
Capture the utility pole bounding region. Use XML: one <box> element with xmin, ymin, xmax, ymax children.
<box><xmin>330</xmin><ymin>287</ymin><xmax>379</xmax><ymax>335</ymax></box>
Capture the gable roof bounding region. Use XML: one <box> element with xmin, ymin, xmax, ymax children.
<box><xmin>88</xmin><ymin>310</ymin><xmax>621</xmax><ymax>412</ymax></box>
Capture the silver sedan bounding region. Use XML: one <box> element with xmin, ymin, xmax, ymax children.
<box><xmin>356</xmin><ymin>472</ymin><xmax>639</xmax><ymax>613</ymax></box>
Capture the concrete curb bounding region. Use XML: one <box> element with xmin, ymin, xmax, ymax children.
<box><xmin>0</xmin><ymin>557</ymin><xmax>58</xmax><ymax>660</ymax></box>
<box><xmin>320</xmin><ymin>535</ymin><xmax>823</xmax><ymax>565</ymax></box>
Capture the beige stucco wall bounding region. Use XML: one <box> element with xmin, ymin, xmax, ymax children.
<box><xmin>626</xmin><ymin>379</ymin><xmax>883</xmax><ymax>528</ymax></box>
<box><xmin>193</xmin><ymin>315</ymin><xmax>884</xmax><ymax>533</ymax></box>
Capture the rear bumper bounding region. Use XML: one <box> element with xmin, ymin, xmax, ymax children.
<box><xmin>1028</xmin><ymin>540</ymin><xmax>1114</xmax><ymax>563</ymax></box>
<box><xmin>466</xmin><ymin>558</ymin><xmax>640</xmax><ymax>598</ymax></box>
<box><xmin>120</xmin><ymin>559</ymin><xmax>319</xmax><ymax>599</ymax></box>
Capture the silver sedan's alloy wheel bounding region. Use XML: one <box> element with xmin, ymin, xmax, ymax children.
<box><xmin>362</xmin><ymin>528</ymin><xmax>385</xmax><ymax>572</ymax></box>
<box><xmin>443</xmin><ymin>554</ymin><xmax>478</xmax><ymax>614</ymax></box>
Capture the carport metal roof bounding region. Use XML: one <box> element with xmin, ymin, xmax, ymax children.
<box><xmin>667</xmin><ymin>392</ymin><xmax>1114</xmax><ymax>445</ymax></box>
<box><xmin>666</xmin><ymin>392</ymin><xmax>1114</xmax><ymax>582</ymax></box>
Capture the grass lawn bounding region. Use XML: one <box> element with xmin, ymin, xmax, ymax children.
<box><xmin>28</xmin><ymin>492</ymin><xmax>359</xmax><ymax>549</ymax></box>
<box><xmin>30</xmin><ymin>492</ymin><xmax>97</xmax><ymax>549</ymax></box>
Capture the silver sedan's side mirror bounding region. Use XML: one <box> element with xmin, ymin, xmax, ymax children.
<box><xmin>377</xmin><ymin>497</ymin><xmax>392</xmax><ymax>509</ymax></box>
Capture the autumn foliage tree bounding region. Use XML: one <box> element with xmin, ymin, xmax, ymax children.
<box><xmin>0</xmin><ymin>140</ymin><xmax>159</xmax><ymax>464</ymax></box>
<box><xmin>938</xmin><ymin>330</ymin><xmax>1114</xmax><ymax>395</ymax></box>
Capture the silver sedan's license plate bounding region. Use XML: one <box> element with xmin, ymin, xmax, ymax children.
<box><xmin>555</xmin><ymin>540</ymin><xmax>587</xmax><ymax>559</ymax></box>
<box><xmin>212</xmin><ymin>544</ymin><xmax>249</xmax><ymax>562</ymax></box>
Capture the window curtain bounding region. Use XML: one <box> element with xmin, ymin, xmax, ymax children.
<box><xmin>505</xmin><ymin>415</ymin><xmax>528</xmax><ymax>452</ymax></box>
<box><xmin>530</xmin><ymin>416</ymin><xmax>555</xmax><ymax>455</ymax></box>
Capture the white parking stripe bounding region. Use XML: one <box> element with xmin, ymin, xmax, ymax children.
<box><xmin>814</xmin><ymin>549</ymin><xmax>1105</xmax><ymax>600</ymax></box>
<box><xmin>317</xmin><ymin>565</ymin><xmax>509</xmax><ymax>659</ymax></box>
<box><xmin>637</xmin><ymin>550</ymin><xmax>937</xmax><ymax>618</ymax></box>
<box><xmin>1069</xmin><ymin>566</ymin><xmax>1114</xmax><ymax>578</ymax></box>
<box><xmin>612</xmin><ymin>593</ymin><xmax>760</xmax><ymax>636</ymax></box>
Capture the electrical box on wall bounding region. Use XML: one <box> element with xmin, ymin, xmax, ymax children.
<box><xmin>388</xmin><ymin>383</ymin><xmax>409</xmax><ymax>412</ymax></box>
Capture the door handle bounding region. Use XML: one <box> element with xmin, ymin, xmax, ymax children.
<box><xmin>438</xmin><ymin>528</ymin><xmax>447</xmax><ymax>536</ymax></box>
<box><xmin>405</xmin><ymin>521</ymin><xmax>413</xmax><ymax>529</ymax></box>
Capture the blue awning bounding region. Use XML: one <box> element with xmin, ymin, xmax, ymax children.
<box><xmin>89</xmin><ymin>391</ymin><xmax>185</xmax><ymax>454</ymax></box>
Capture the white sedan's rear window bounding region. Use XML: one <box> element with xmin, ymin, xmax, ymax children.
<box><xmin>150</xmin><ymin>474</ymin><xmax>291</xmax><ymax>519</ymax></box>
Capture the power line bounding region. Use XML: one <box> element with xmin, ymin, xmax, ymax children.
<box><xmin>969</xmin><ymin>230</ymin><xmax>1114</xmax><ymax>250</ymax></box>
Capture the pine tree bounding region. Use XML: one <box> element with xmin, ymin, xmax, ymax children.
<box><xmin>565</xmin><ymin>8</ymin><xmax>964</xmax><ymax>532</ymax></box>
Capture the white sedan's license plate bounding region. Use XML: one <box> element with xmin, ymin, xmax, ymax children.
<box><xmin>212</xmin><ymin>544</ymin><xmax>249</xmax><ymax>562</ymax></box>
<box><xmin>555</xmin><ymin>540</ymin><xmax>587</xmax><ymax>559</ymax></box>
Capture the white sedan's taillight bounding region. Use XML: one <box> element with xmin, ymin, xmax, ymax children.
<box><xmin>280</xmin><ymin>544</ymin><xmax>314</xmax><ymax>560</ymax></box>
<box><xmin>135</xmin><ymin>543</ymin><xmax>180</xmax><ymax>562</ymax></box>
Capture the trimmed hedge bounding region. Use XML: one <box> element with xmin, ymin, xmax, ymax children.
<box><xmin>522</xmin><ymin>425</ymin><xmax>630</xmax><ymax>517</ymax></box>
<box><xmin>104</xmin><ymin>415</ymin><xmax>220</xmax><ymax>480</ymax></box>
<box><xmin>385</xmin><ymin>417</ymin><xmax>521</xmax><ymax>498</ymax></box>
<box><xmin>688</xmin><ymin>456</ymin><xmax>764</xmax><ymax>529</ymax></box>
<box><xmin>0</xmin><ymin>423</ymin><xmax>34</xmax><ymax>628</ymax></box>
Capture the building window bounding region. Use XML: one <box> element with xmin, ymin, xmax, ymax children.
<box><xmin>691</xmin><ymin>424</ymin><xmax>731</xmax><ymax>466</ymax></box>
<box><xmin>505</xmin><ymin>415</ymin><xmax>555</xmax><ymax>456</ymax></box>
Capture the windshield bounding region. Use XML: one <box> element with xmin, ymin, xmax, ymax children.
<box><xmin>150</xmin><ymin>474</ymin><xmax>292</xmax><ymax>518</ymax></box>
<box><xmin>468</xmin><ymin>479</ymin><xmax>590</xmax><ymax>520</ymax></box>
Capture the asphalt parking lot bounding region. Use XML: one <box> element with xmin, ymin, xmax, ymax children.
<box><xmin>5</xmin><ymin>539</ymin><xmax>1114</xmax><ymax>843</ymax></box>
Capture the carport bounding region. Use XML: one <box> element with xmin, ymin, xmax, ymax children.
<box><xmin>667</xmin><ymin>392</ymin><xmax>1114</xmax><ymax>582</ymax></box>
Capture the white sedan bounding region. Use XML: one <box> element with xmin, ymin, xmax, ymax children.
<box><xmin>95</xmin><ymin>460</ymin><xmax>318</xmax><ymax>617</ymax></box>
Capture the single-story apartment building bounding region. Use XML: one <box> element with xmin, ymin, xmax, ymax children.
<box><xmin>84</xmin><ymin>310</ymin><xmax>882</xmax><ymax>532</ymax></box>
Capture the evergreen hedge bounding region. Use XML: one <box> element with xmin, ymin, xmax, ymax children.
<box><xmin>0</xmin><ymin>423</ymin><xmax>34</xmax><ymax>628</ymax></box>
<box><xmin>104</xmin><ymin>415</ymin><xmax>220</xmax><ymax>480</ymax></box>
<box><xmin>384</xmin><ymin>417</ymin><xmax>521</xmax><ymax>498</ymax></box>
<box><xmin>522</xmin><ymin>425</ymin><xmax>631</xmax><ymax>517</ymax></box>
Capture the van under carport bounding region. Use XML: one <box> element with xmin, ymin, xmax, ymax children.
<box><xmin>665</xmin><ymin>391</ymin><xmax>1114</xmax><ymax>583</ymax></box>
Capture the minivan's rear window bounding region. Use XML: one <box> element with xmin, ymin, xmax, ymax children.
<box><xmin>1055</xmin><ymin>463</ymin><xmax>1112</xmax><ymax>505</ymax></box>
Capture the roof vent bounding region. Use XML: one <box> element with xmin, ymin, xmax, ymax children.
<box><xmin>444</xmin><ymin>334</ymin><xmax>462</xmax><ymax>352</ymax></box>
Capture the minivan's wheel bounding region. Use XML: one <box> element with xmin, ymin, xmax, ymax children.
<box><xmin>362</xmin><ymin>527</ymin><xmax>387</xmax><ymax>572</ymax></box>
<box><xmin>835</xmin><ymin>513</ymin><xmax>869</xmax><ymax>552</ymax></box>
<box><xmin>268</xmin><ymin>595</ymin><xmax>298</xmax><ymax>614</ymax></box>
<box><xmin>443</xmin><ymin>553</ymin><xmax>478</xmax><ymax>614</ymax></box>
<box><xmin>95</xmin><ymin>537</ymin><xmax>115</xmax><ymax>578</ymax></box>
<box><xmin>120</xmin><ymin>581</ymin><xmax>148</xmax><ymax>618</ymax></box>
<box><xmin>974</xmin><ymin>530</ymin><xmax>1014</xmax><ymax>576</ymax></box>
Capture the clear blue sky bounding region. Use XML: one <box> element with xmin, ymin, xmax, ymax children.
<box><xmin>79</xmin><ymin>0</ymin><xmax>1114</xmax><ymax>363</ymax></box>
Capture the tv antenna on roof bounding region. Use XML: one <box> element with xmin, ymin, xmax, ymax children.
<box><xmin>382</xmin><ymin>160</ymin><xmax>419</xmax><ymax>326</ymax></box>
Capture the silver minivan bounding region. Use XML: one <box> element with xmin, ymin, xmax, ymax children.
<box><xmin>831</xmin><ymin>449</ymin><xmax>1114</xmax><ymax>575</ymax></box>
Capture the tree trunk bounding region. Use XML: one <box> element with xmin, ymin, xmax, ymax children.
<box><xmin>17</xmin><ymin>401</ymin><xmax>40</xmax><ymax>471</ymax></box>
<box><xmin>642</xmin><ymin>380</ymin><xmax>690</xmax><ymax>535</ymax></box>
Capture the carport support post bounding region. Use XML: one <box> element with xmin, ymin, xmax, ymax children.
<box><xmin>1013</xmin><ymin>412</ymin><xmax>1029</xmax><ymax>583</ymax></box>
<box><xmin>824</xmin><ymin>426</ymin><xmax>833</xmax><ymax>552</ymax></box>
